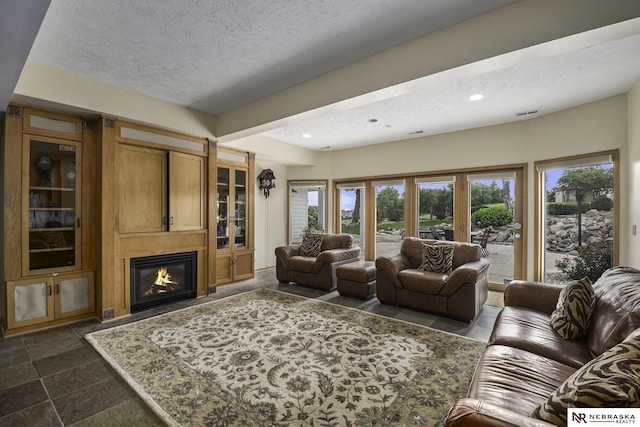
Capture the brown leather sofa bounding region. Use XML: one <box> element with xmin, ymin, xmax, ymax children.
<box><xmin>445</xmin><ymin>266</ymin><xmax>640</xmax><ymax>426</ymax></box>
<box><xmin>375</xmin><ymin>238</ymin><xmax>490</xmax><ymax>322</ymax></box>
<box><xmin>275</xmin><ymin>233</ymin><xmax>360</xmax><ymax>291</ymax></box>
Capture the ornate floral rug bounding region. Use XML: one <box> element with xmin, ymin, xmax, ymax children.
<box><xmin>85</xmin><ymin>289</ymin><xmax>485</xmax><ymax>426</ymax></box>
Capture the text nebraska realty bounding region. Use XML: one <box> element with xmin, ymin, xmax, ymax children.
<box><xmin>577</xmin><ymin>413</ymin><xmax>636</xmax><ymax>424</ymax></box>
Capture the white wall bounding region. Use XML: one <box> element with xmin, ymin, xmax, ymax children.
<box><xmin>282</xmin><ymin>95</ymin><xmax>633</xmax><ymax>278</ymax></box>
<box><xmin>253</xmin><ymin>160</ymin><xmax>288</xmax><ymax>270</ymax></box>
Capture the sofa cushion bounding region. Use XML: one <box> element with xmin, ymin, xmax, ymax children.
<box><xmin>399</xmin><ymin>270</ymin><xmax>446</xmax><ymax>294</ymax></box>
<box><xmin>320</xmin><ymin>233</ymin><xmax>353</xmax><ymax>251</ymax></box>
<box><xmin>417</xmin><ymin>244</ymin><xmax>454</xmax><ymax>273</ymax></box>
<box><xmin>288</xmin><ymin>256</ymin><xmax>317</xmax><ymax>273</ymax></box>
<box><xmin>588</xmin><ymin>267</ymin><xmax>640</xmax><ymax>357</ymax></box>
<box><xmin>489</xmin><ymin>306</ymin><xmax>593</xmax><ymax>369</ymax></box>
<box><xmin>532</xmin><ymin>328</ymin><xmax>640</xmax><ymax>426</ymax></box>
<box><xmin>300</xmin><ymin>233</ymin><xmax>322</xmax><ymax>257</ymax></box>
<box><xmin>468</xmin><ymin>345</ymin><xmax>577</xmax><ymax>418</ymax></box>
<box><xmin>550</xmin><ymin>277</ymin><xmax>595</xmax><ymax>340</ymax></box>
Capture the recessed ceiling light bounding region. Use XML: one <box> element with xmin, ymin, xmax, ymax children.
<box><xmin>469</xmin><ymin>93</ymin><xmax>484</xmax><ymax>101</ymax></box>
<box><xmin>302</xmin><ymin>133</ymin><xmax>312</xmax><ymax>139</ymax></box>
<box><xmin>368</xmin><ymin>119</ymin><xmax>378</xmax><ymax>123</ymax></box>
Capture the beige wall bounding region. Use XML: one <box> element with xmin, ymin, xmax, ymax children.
<box><xmin>274</xmin><ymin>95</ymin><xmax>633</xmax><ymax>277</ymax></box>
<box><xmin>628</xmin><ymin>79</ymin><xmax>640</xmax><ymax>268</ymax></box>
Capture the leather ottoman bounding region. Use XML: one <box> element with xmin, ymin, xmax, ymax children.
<box><xmin>336</xmin><ymin>261</ymin><xmax>376</xmax><ymax>300</ymax></box>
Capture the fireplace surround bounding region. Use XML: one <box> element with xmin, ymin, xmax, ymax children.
<box><xmin>130</xmin><ymin>251</ymin><xmax>197</xmax><ymax>313</ymax></box>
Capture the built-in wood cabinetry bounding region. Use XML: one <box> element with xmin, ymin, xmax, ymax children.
<box><xmin>2</xmin><ymin>106</ymin><xmax>255</xmax><ymax>335</ymax></box>
<box><xmin>210</xmin><ymin>145</ymin><xmax>255</xmax><ymax>285</ymax></box>
<box><xmin>2</xmin><ymin>106</ymin><xmax>97</xmax><ymax>335</ymax></box>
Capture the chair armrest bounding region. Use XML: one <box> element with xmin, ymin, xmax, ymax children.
<box><xmin>312</xmin><ymin>247</ymin><xmax>361</xmax><ymax>272</ymax></box>
<box><xmin>375</xmin><ymin>253</ymin><xmax>411</xmax><ymax>276</ymax></box>
<box><xmin>275</xmin><ymin>245</ymin><xmax>300</xmax><ymax>267</ymax></box>
<box><xmin>504</xmin><ymin>280</ymin><xmax>563</xmax><ymax>314</ymax></box>
<box><xmin>446</xmin><ymin>398</ymin><xmax>554</xmax><ymax>427</ymax></box>
<box><xmin>440</xmin><ymin>258</ymin><xmax>490</xmax><ymax>296</ymax></box>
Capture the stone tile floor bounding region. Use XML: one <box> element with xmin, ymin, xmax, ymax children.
<box><xmin>0</xmin><ymin>269</ymin><xmax>503</xmax><ymax>426</ymax></box>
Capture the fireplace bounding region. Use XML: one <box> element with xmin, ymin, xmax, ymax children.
<box><xmin>130</xmin><ymin>251</ymin><xmax>197</xmax><ymax>313</ymax></box>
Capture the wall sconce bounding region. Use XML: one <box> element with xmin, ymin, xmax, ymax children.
<box><xmin>257</xmin><ymin>169</ymin><xmax>276</xmax><ymax>198</ymax></box>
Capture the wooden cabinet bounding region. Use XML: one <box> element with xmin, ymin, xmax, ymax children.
<box><xmin>212</xmin><ymin>146</ymin><xmax>255</xmax><ymax>285</ymax></box>
<box><xmin>2</xmin><ymin>106</ymin><xmax>97</xmax><ymax>335</ymax></box>
<box><xmin>118</xmin><ymin>145</ymin><xmax>205</xmax><ymax>233</ymax></box>
<box><xmin>7</xmin><ymin>271</ymin><xmax>95</xmax><ymax>330</ymax></box>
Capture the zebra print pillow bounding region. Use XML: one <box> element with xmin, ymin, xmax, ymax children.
<box><xmin>531</xmin><ymin>331</ymin><xmax>640</xmax><ymax>425</ymax></box>
<box><xmin>550</xmin><ymin>277</ymin><xmax>595</xmax><ymax>339</ymax></box>
<box><xmin>300</xmin><ymin>234</ymin><xmax>323</xmax><ymax>257</ymax></box>
<box><xmin>417</xmin><ymin>244</ymin><xmax>454</xmax><ymax>273</ymax></box>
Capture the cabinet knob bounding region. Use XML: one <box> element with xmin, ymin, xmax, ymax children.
<box><xmin>170</xmin><ymin>216</ymin><xmax>174</xmax><ymax>225</ymax></box>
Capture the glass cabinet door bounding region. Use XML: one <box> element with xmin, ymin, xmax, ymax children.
<box><xmin>235</xmin><ymin>169</ymin><xmax>247</xmax><ymax>248</ymax></box>
<box><xmin>25</xmin><ymin>136</ymin><xmax>81</xmax><ymax>272</ymax></box>
<box><xmin>216</xmin><ymin>167</ymin><xmax>230</xmax><ymax>249</ymax></box>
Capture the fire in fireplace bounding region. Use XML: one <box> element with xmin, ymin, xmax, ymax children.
<box><xmin>130</xmin><ymin>251</ymin><xmax>197</xmax><ymax>312</ymax></box>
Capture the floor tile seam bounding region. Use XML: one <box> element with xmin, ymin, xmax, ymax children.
<box><xmin>39</xmin><ymin>377</ymin><xmax>65</xmax><ymax>426</ymax></box>
<box><xmin>36</xmin><ymin>351</ymin><xmax>102</xmax><ymax>380</ymax></box>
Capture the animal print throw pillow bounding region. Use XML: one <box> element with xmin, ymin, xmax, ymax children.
<box><xmin>531</xmin><ymin>331</ymin><xmax>640</xmax><ymax>426</ymax></box>
<box><xmin>300</xmin><ymin>234</ymin><xmax>323</xmax><ymax>257</ymax></box>
<box><xmin>550</xmin><ymin>277</ymin><xmax>595</xmax><ymax>339</ymax></box>
<box><xmin>418</xmin><ymin>244</ymin><xmax>454</xmax><ymax>273</ymax></box>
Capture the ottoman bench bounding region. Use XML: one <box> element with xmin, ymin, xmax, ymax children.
<box><xmin>336</xmin><ymin>261</ymin><xmax>376</xmax><ymax>300</ymax></box>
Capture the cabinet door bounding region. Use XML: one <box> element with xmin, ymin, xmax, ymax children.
<box><xmin>118</xmin><ymin>145</ymin><xmax>167</xmax><ymax>233</ymax></box>
<box><xmin>216</xmin><ymin>166</ymin><xmax>231</xmax><ymax>249</ymax></box>
<box><xmin>55</xmin><ymin>271</ymin><xmax>95</xmax><ymax>319</ymax></box>
<box><xmin>234</xmin><ymin>250</ymin><xmax>254</xmax><ymax>281</ymax></box>
<box><xmin>234</xmin><ymin>169</ymin><xmax>247</xmax><ymax>249</ymax></box>
<box><xmin>24</xmin><ymin>135</ymin><xmax>82</xmax><ymax>275</ymax></box>
<box><xmin>7</xmin><ymin>277</ymin><xmax>55</xmax><ymax>329</ymax></box>
<box><xmin>169</xmin><ymin>152</ymin><xmax>204</xmax><ymax>231</ymax></box>
<box><xmin>215</xmin><ymin>253</ymin><xmax>233</xmax><ymax>284</ymax></box>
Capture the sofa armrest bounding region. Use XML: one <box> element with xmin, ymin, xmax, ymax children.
<box><xmin>503</xmin><ymin>280</ymin><xmax>564</xmax><ymax>314</ymax></box>
<box><xmin>440</xmin><ymin>258</ymin><xmax>490</xmax><ymax>296</ymax></box>
<box><xmin>446</xmin><ymin>398</ymin><xmax>554</xmax><ymax>427</ymax></box>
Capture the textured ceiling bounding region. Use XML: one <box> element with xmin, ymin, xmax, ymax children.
<box><xmin>28</xmin><ymin>0</ymin><xmax>517</xmax><ymax>114</ymax></box>
<box><xmin>23</xmin><ymin>1</ymin><xmax>640</xmax><ymax>151</ymax></box>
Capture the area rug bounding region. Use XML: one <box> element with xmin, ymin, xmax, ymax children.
<box><xmin>85</xmin><ymin>289</ymin><xmax>485</xmax><ymax>426</ymax></box>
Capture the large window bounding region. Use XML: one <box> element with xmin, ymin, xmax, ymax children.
<box><xmin>536</xmin><ymin>152</ymin><xmax>618</xmax><ymax>283</ymax></box>
<box><xmin>288</xmin><ymin>181</ymin><xmax>327</xmax><ymax>244</ymax></box>
<box><xmin>334</xmin><ymin>166</ymin><xmax>525</xmax><ymax>288</ymax></box>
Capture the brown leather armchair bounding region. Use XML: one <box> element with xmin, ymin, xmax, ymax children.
<box><xmin>375</xmin><ymin>237</ymin><xmax>490</xmax><ymax>322</ymax></box>
<box><xmin>275</xmin><ymin>234</ymin><xmax>361</xmax><ymax>291</ymax></box>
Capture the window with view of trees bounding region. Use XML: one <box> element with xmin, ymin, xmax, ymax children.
<box><xmin>537</xmin><ymin>153</ymin><xmax>616</xmax><ymax>283</ymax></box>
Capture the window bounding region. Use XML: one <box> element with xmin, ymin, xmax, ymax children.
<box><xmin>536</xmin><ymin>152</ymin><xmax>618</xmax><ymax>283</ymax></box>
<box><xmin>288</xmin><ymin>181</ymin><xmax>327</xmax><ymax>244</ymax></box>
<box><xmin>337</xmin><ymin>182</ymin><xmax>366</xmax><ymax>258</ymax></box>
<box><xmin>374</xmin><ymin>180</ymin><xmax>406</xmax><ymax>257</ymax></box>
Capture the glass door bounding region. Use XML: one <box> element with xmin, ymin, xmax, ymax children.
<box><xmin>25</xmin><ymin>135</ymin><xmax>81</xmax><ymax>273</ymax></box>
<box><xmin>289</xmin><ymin>181</ymin><xmax>327</xmax><ymax>244</ymax></box>
<box><xmin>216</xmin><ymin>167</ymin><xmax>230</xmax><ymax>249</ymax></box>
<box><xmin>467</xmin><ymin>170</ymin><xmax>523</xmax><ymax>288</ymax></box>
<box><xmin>234</xmin><ymin>169</ymin><xmax>247</xmax><ymax>248</ymax></box>
<box><xmin>374</xmin><ymin>180</ymin><xmax>405</xmax><ymax>257</ymax></box>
